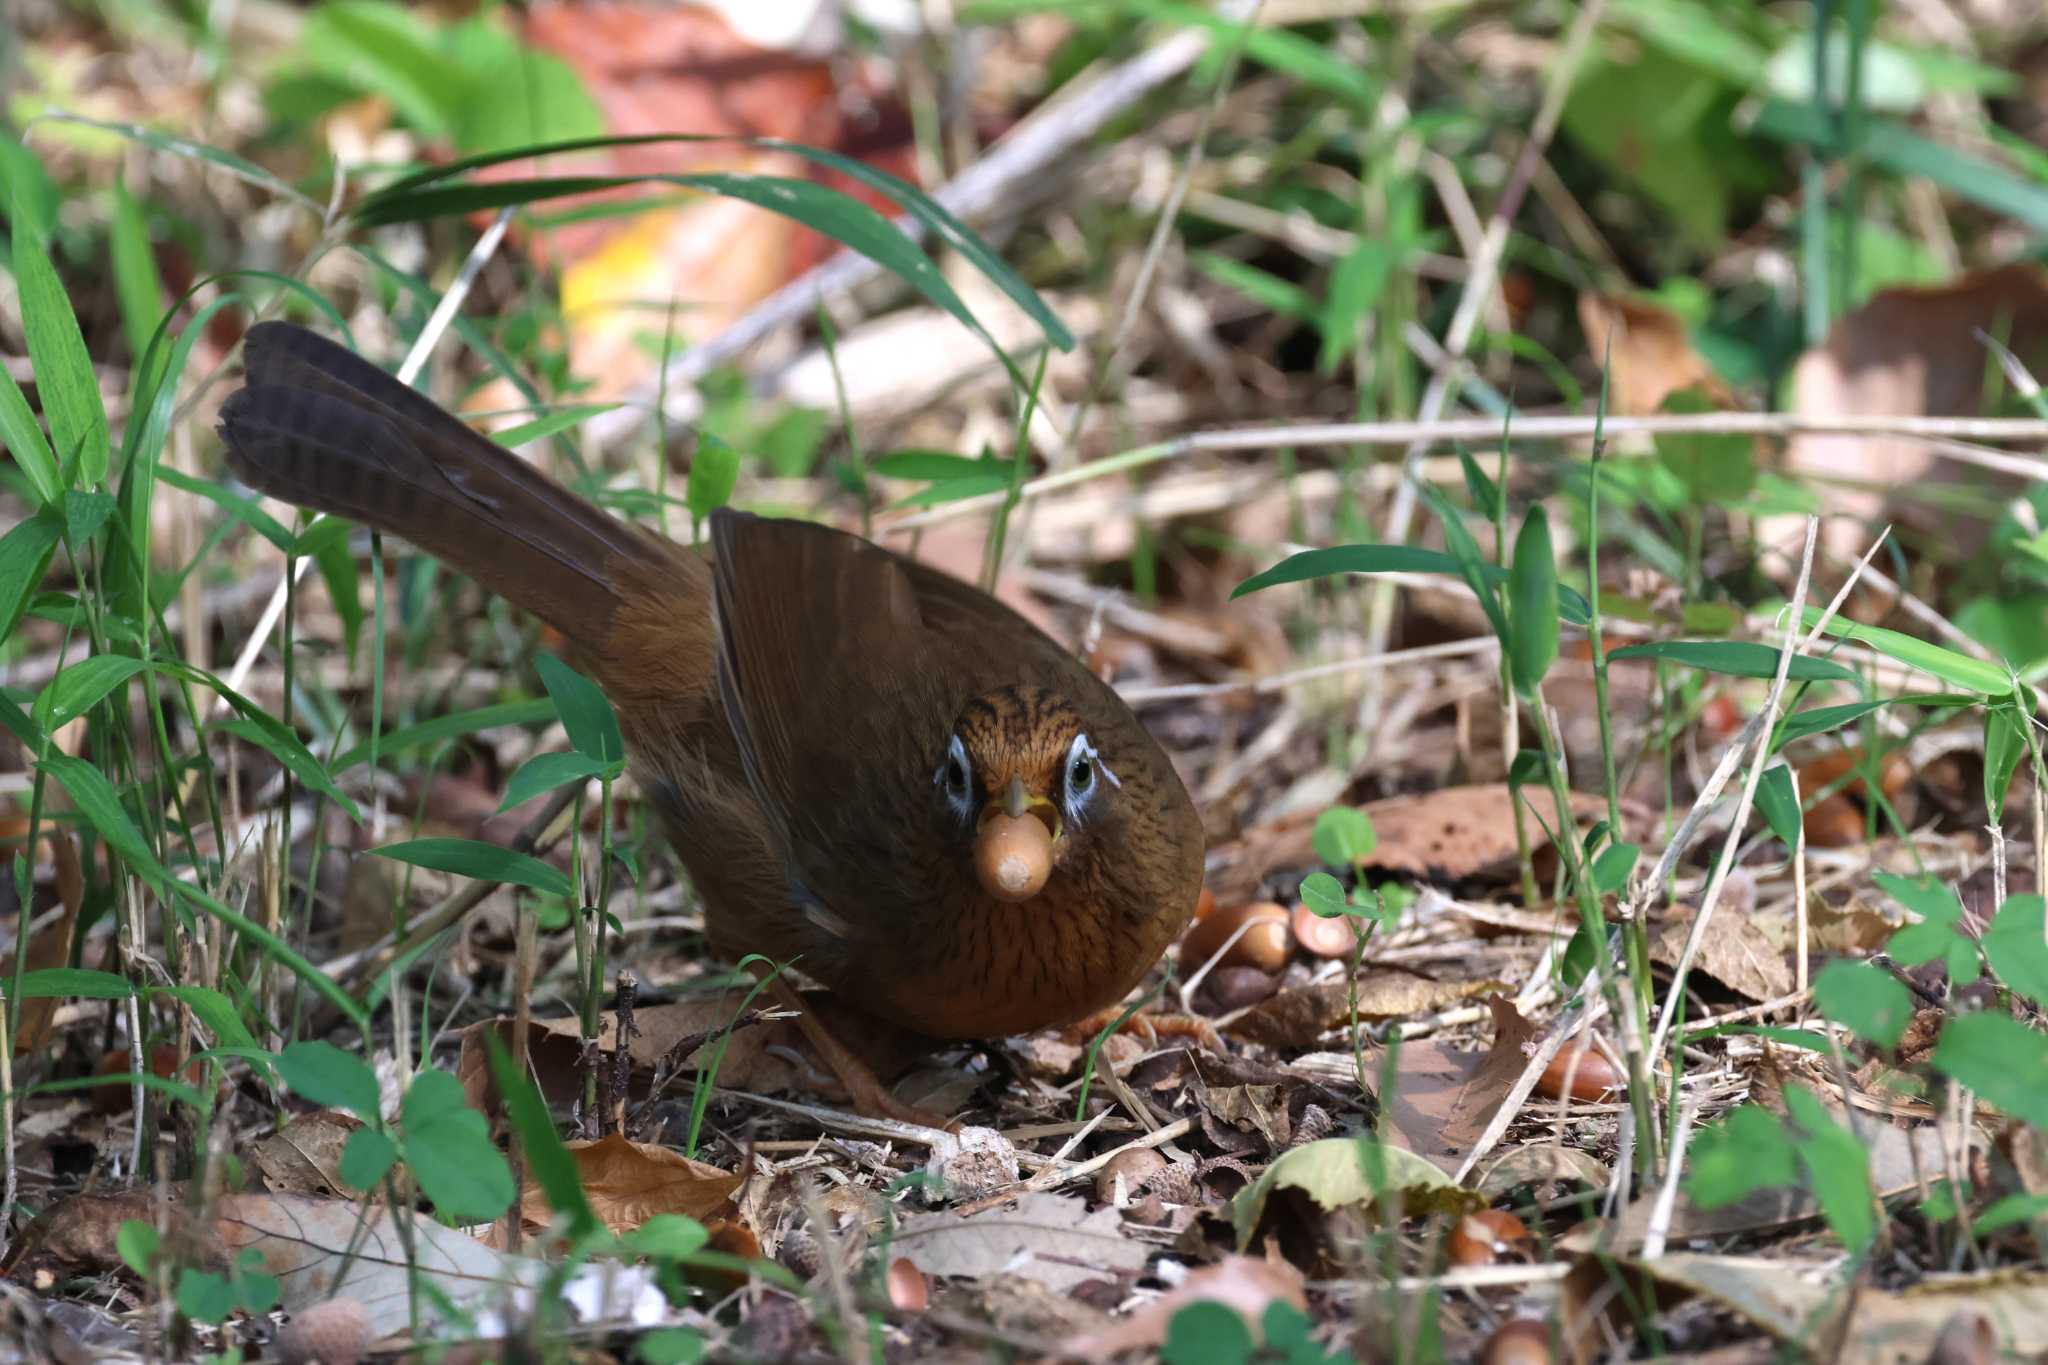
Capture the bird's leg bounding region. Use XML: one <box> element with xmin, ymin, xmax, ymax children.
<box><xmin>758</xmin><ymin>973</ymin><xmax>956</xmax><ymax>1130</ymax></box>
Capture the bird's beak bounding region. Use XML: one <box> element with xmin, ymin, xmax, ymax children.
<box><xmin>973</xmin><ymin>777</ymin><xmax>1062</xmax><ymax>902</ymax></box>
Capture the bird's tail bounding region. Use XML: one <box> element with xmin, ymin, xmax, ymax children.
<box><xmin>218</xmin><ymin>321</ymin><xmax>654</xmax><ymax>652</ymax></box>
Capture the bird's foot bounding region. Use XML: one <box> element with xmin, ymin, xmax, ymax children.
<box><xmin>1063</xmin><ymin>1006</ymin><xmax>1226</xmax><ymax>1054</ymax></box>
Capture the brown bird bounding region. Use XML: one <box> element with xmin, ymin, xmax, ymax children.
<box><xmin>218</xmin><ymin>322</ymin><xmax>1205</xmax><ymax>1121</ymax></box>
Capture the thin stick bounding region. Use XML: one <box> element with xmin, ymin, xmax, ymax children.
<box><xmin>215</xmin><ymin>206</ymin><xmax>516</xmax><ymax>716</ymax></box>
<box><xmin>888</xmin><ymin>411</ymin><xmax>2048</xmax><ymax>532</ymax></box>
<box><xmin>1647</xmin><ymin>521</ymin><xmax>1889</xmax><ymax>1063</ymax></box>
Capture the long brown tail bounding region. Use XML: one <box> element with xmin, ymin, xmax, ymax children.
<box><xmin>218</xmin><ymin>322</ymin><xmax>652</xmax><ymax>651</ymax></box>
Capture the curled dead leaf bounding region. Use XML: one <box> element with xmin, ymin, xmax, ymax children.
<box><xmin>1229</xmin><ymin>972</ymin><xmax>1511</xmax><ymax>1049</ymax></box>
<box><xmin>519</xmin><ymin>1132</ymin><xmax>740</xmax><ymax>1236</ymax></box>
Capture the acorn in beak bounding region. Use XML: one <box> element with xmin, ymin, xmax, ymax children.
<box><xmin>973</xmin><ymin>775</ymin><xmax>1062</xmax><ymax>901</ymax></box>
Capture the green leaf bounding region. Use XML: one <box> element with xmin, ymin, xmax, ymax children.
<box><xmin>1784</xmin><ymin>1084</ymin><xmax>1875</xmax><ymax>1251</ymax></box>
<box><xmin>685</xmin><ymin>433</ymin><xmax>740</xmax><ymax>528</ymax></box>
<box><xmin>1231</xmin><ymin>541</ymin><xmax>1592</xmax><ymax>626</ymax></box>
<box><xmin>329</xmin><ymin>698</ymin><xmax>557</xmax><ymax>776</ymax></box>
<box><xmin>1755</xmin><ymin>99</ymin><xmax>2048</xmax><ymax>233</ymax></box>
<box><xmin>362</xmin><ymin>169</ymin><xmax>1031</xmax><ymax>385</ymax></box>
<box><xmin>1191</xmin><ymin>252</ymin><xmax>1316</xmax><ymax>320</ymax></box>
<box><xmin>1232</xmin><ymin>1137</ymin><xmax>1481</xmax><ymax>1248</ymax></box>
<box><xmin>177</xmin><ymin>1268</ymin><xmax>237</xmax><ymax>1324</ymax></box>
<box><xmin>277</xmin><ymin>1040</ymin><xmax>382</xmax><ymax>1121</ymax></box>
<box><xmin>33</xmin><ymin>655</ymin><xmax>147</xmax><ymax>732</ymax></box>
<box><xmin>498</xmin><ymin>750</ymin><xmax>610</xmax><ymax>813</ymax></box>
<box><xmin>1299</xmin><ymin>872</ymin><xmax>1348</xmax><ymax>920</ymax></box>
<box><xmin>872</xmin><ymin>450</ymin><xmax>997</xmax><ymax>482</ymax></box>
<box><xmin>11</xmin><ymin>215</ymin><xmax>110</xmax><ymax>485</ymax></box>
<box><xmin>216</xmin><ymin>716</ymin><xmax>362</xmax><ymax>823</ymax></box>
<box><xmin>339</xmin><ymin>1127</ymin><xmax>399</xmax><ymax>1189</ymax></box>
<box><xmin>1774</xmin><ymin>694</ymin><xmax>1973</xmax><ymax>747</ymax></box>
<box><xmin>156</xmin><ymin>466</ymin><xmax>296</xmax><ymax>552</ymax></box>
<box><xmin>1983</xmin><ymin>895</ymin><xmax>2048</xmax><ymax>1008</ymax></box>
<box><xmin>0</xmin><ymin>135</ymin><xmax>58</xmax><ymax>238</ymax></box>
<box><xmin>1688</xmin><ymin>1104</ymin><xmax>1797</xmax><ymax>1208</ymax></box>
<box><xmin>1812</xmin><ymin>961</ymin><xmax>1911</xmax><ymax>1049</ymax></box>
<box><xmin>0</xmin><ymin>511</ymin><xmax>60</xmax><ymax>646</ymax></box>
<box><xmin>109</xmin><ymin>180</ymin><xmax>167</xmax><ymax>362</ymax></box>
<box><xmin>227</xmin><ymin>1248</ymin><xmax>280</xmax><ymax>1316</ymax></box>
<box><xmin>1506</xmin><ymin>748</ymin><xmax>1545</xmax><ymax>790</ymax></box>
<box><xmin>1873</xmin><ymin>872</ymin><xmax>1963</xmax><ymax>925</ymax></box>
<box><xmin>15</xmin><ymin>968</ymin><xmax>134</xmax><ymax>1000</ymax></box>
<box><xmin>1985</xmin><ymin>703</ymin><xmax>2028</xmax><ymax>823</ymax></box>
<box><xmin>492</xmin><ymin>403</ymin><xmax>620</xmax><ymax>450</ymax></box>
<box><xmin>300</xmin><ymin>0</ymin><xmax>458</xmax><ymax>138</ymax></box>
<box><xmin>1457</xmin><ymin>447</ymin><xmax>1501</xmax><ymax>520</ymax></box>
<box><xmin>1975</xmin><ymin>1192</ymin><xmax>2048</xmax><ymax>1235</ymax></box>
<box><xmin>1656</xmin><ymin>389</ymin><xmax>1755</xmax><ymax>504</ymax></box>
<box><xmin>1801</xmin><ymin>607</ymin><xmax>2012</xmax><ymax>696</ymax></box>
<box><xmin>308</xmin><ymin>518</ymin><xmax>364</xmax><ymax>663</ymax></box>
<box><xmin>37</xmin><ymin>752</ymin><xmax>158</xmax><ymax>872</ymax></box>
<box><xmin>486</xmin><ymin>1031</ymin><xmax>599</xmax><ymax>1239</ymax></box>
<box><xmin>1507</xmin><ymin>506</ymin><xmax>1559</xmax><ymax>698</ymax></box>
<box><xmin>1755</xmin><ymin>765</ymin><xmax>1801</xmax><ymax>848</ymax></box>
<box><xmin>1310</xmin><ymin>808</ymin><xmax>1376</xmax><ymax>868</ymax></box>
<box><xmin>400</xmin><ymin>1069</ymin><xmax>516</xmax><ymax>1221</ymax></box>
<box><xmin>371</xmin><ymin>838</ymin><xmax>575</xmax><ymax>897</ymax></box>
<box><xmin>1934</xmin><ymin>1012</ymin><xmax>2048</xmax><ymax>1128</ymax></box>
<box><xmin>636</xmin><ymin>1329</ymin><xmax>707</xmax><ymax>1365</ymax></box>
<box><xmin>116</xmin><ymin>1219</ymin><xmax>159</xmax><ymax>1276</ymax></box>
<box><xmin>1591</xmin><ymin>841</ymin><xmax>1639</xmax><ymax>896</ymax></box>
<box><xmin>626</xmin><ymin>1214</ymin><xmax>710</xmax><ymax>1259</ymax></box>
<box><xmin>535</xmin><ymin>653</ymin><xmax>624</xmax><ymax>769</ymax></box>
<box><xmin>148</xmin><ymin>985</ymin><xmax>258</xmax><ymax>1051</ymax></box>
<box><xmin>63</xmin><ymin>489</ymin><xmax>115</xmax><ymax>546</ymax></box>
<box><xmin>892</xmin><ymin>469</ymin><xmax>1017</xmax><ymax>508</ymax></box>
<box><xmin>0</xmin><ymin>358</ymin><xmax>59</xmax><ymax>506</ymax></box>
<box><xmin>448</xmin><ymin>25</ymin><xmax>604</xmax><ymax>156</ymax></box>
<box><xmin>1607</xmin><ymin>639</ymin><xmax>1857</xmax><ymax>683</ymax></box>
<box><xmin>1162</xmin><ymin>1300</ymin><xmax>1255</xmax><ymax>1365</ymax></box>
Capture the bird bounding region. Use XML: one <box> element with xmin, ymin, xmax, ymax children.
<box><xmin>216</xmin><ymin>321</ymin><xmax>1206</xmax><ymax>1122</ymax></box>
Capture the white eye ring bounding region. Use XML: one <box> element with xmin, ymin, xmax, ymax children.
<box><xmin>935</xmin><ymin>735</ymin><xmax>974</xmax><ymax>820</ymax></box>
<box><xmin>1062</xmin><ymin>732</ymin><xmax>1118</xmax><ymax>822</ymax></box>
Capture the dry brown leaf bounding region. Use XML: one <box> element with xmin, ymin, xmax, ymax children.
<box><xmin>1577</xmin><ymin>292</ymin><xmax>1735</xmax><ymax>414</ymax></box>
<box><xmin>1229</xmin><ymin>972</ymin><xmax>1511</xmax><ymax>1049</ymax></box>
<box><xmin>1062</xmin><ymin>1252</ymin><xmax>1308</xmax><ymax>1361</ymax></box>
<box><xmin>1574</xmin><ymin>1122</ymin><xmax>1968</xmax><ymax>1253</ymax></box>
<box><xmin>893</xmin><ymin>1192</ymin><xmax>1146</xmax><ymax>1293</ymax></box>
<box><xmin>488</xmin><ymin>3</ymin><xmax>917</xmax><ymax>402</ymax></box>
<box><xmin>1786</xmin><ymin>264</ymin><xmax>2048</xmax><ymax>556</ymax></box>
<box><xmin>1361</xmin><ymin>785</ymin><xmax>1612</xmax><ymax>883</ymax></box>
<box><xmin>1795</xmin><ymin>746</ymin><xmax>1913</xmax><ymax>848</ymax></box>
<box><xmin>520</xmin><ymin>1133</ymin><xmax>741</xmax><ymax>1236</ymax></box>
<box><xmin>249</xmin><ymin>1110</ymin><xmax>366</xmax><ymax>1198</ymax></box>
<box><xmin>1649</xmin><ymin>904</ymin><xmax>1795</xmax><ymax>1003</ymax></box>
<box><xmin>1198</xmin><ymin>1082</ymin><xmax>1292</xmax><ymax>1151</ymax></box>
<box><xmin>12</xmin><ymin>831</ymin><xmax>82</xmax><ymax>1054</ymax></box>
<box><xmin>1363</xmin><ymin>997</ymin><xmax>1539</xmax><ymax>1173</ymax></box>
<box><xmin>1473</xmin><ymin>1142</ymin><xmax>1611</xmax><ymax>1198</ymax></box>
<box><xmin>1568</xmin><ymin>1252</ymin><xmax>2048</xmax><ymax>1365</ymax></box>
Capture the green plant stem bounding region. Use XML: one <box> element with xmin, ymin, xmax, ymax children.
<box><xmin>1524</xmin><ymin>687</ymin><xmax>1661</xmax><ymax>1173</ymax></box>
<box><xmin>980</xmin><ymin>350</ymin><xmax>1050</xmax><ymax>593</ymax></box>
<box><xmin>1495</xmin><ymin>442</ymin><xmax>1539</xmax><ymax>908</ymax></box>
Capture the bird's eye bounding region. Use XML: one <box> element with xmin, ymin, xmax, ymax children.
<box><xmin>936</xmin><ymin>735</ymin><xmax>973</xmax><ymax>818</ymax></box>
<box><xmin>1062</xmin><ymin>733</ymin><xmax>1117</xmax><ymax>820</ymax></box>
